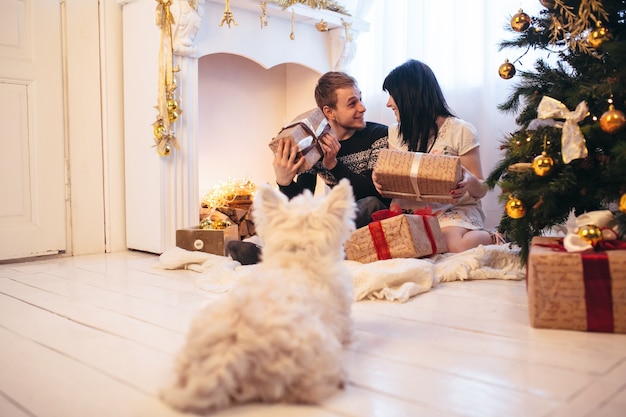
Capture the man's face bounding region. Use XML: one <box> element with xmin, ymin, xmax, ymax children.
<box><xmin>329</xmin><ymin>86</ymin><xmax>367</xmax><ymax>130</ymax></box>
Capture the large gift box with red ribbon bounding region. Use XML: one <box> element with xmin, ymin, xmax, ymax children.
<box><xmin>269</xmin><ymin>108</ymin><xmax>328</xmax><ymax>174</ymax></box>
<box><xmin>345</xmin><ymin>211</ymin><xmax>447</xmax><ymax>263</ymax></box>
<box><xmin>374</xmin><ymin>149</ymin><xmax>462</xmax><ymax>203</ymax></box>
<box><xmin>527</xmin><ymin>236</ymin><xmax>626</xmax><ymax>333</ymax></box>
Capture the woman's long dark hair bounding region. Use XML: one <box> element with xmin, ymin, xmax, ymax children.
<box><xmin>383</xmin><ymin>59</ymin><xmax>455</xmax><ymax>153</ymax></box>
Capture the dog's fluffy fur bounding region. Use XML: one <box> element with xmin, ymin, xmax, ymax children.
<box><xmin>161</xmin><ymin>179</ymin><xmax>356</xmax><ymax>413</ymax></box>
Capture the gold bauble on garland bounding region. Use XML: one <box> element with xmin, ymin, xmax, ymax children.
<box><xmin>600</xmin><ymin>104</ymin><xmax>626</xmax><ymax>134</ymax></box>
<box><xmin>511</xmin><ymin>9</ymin><xmax>531</xmax><ymax>32</ymax></box>
<box><xmin>498</xmin><ymin>59</ymin><xmax>516</xmax><ymax>80</ymax></box>
<box><xmin>576</xmin><ymin>224</ymin><xmax>603</xmax><ymax>246</ymax></box>
<box><xmin>505</xmin><ymin>196</ymin><xmax>526</xmax><ymax>219</ymax></box>
<box><xmin>588</xmin><ymin>21</ymin><xmax>612</xmax><ymax>48</ymax></box>
<box><xmin>153</xmin><ymin>123</ymin><xmax>166</xmax><ymax>140</ymax></box>
<box><xmin>167</xmin><ymin>98</ymin><xmax>178</xmax><ymax>112</ymax></box>
<box><xmin>532</xmin><ymin>151</ymin><xmax>554</xmax><ymax>176</ymax></box>
<box><xmin>158</xmin><ymin>143</ymin><xmax>172</xmax><ymax>157</ymax></box>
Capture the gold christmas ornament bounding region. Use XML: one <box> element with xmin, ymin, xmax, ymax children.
<box><xmin>619</xmin><ymin>193</ymin><xmax>626</xmax><ymax>214</ymax></box>
<box><xmin>315</xmin><ymin>19</ymin><xmax>328</xmax><ymax>32</ymax></box>
<box><xmin>153</xmin><ymin>123</ymin><xmax>166</xmax><ymax>139</ymax></box>
<box><xmin>259</xmin><ymin>1</ymin><xmax>268</xmax><ymax>29</ymax></box>
<box><xmin>212</xmin><ymin>219</ymin><xmax>232</xmax><ymax>229</ymax></box>
<box><xmin>576</xmin><ymin>224</ymin><xmax>603</xmax><ymax>246</ymax></box>
<box><xmin>168</xmin><ymin>110</ymin><xmax>179</xmax><ymax>123</ymax></box>
<box><xmin>220</xmin><ymin>0</ymin><xmax>238</xmax><ymax>27</ymax></box>
<box><xmin>532</xmin><ymin>151</ymin><xmax>554</xmax><ymax>176</ymax></box>
<box><xmin>505</xmin><ymin>196</ymin><xmax>526</xmax><ymax>219</ymax></box>
<box><xmin>158</xmin><ymin>143</ymin><xmax>172</xmax><ymax>157</ymax></box>
<box><xmin>588</xmin><ymin>21</ymin><xmax>612</xmax><ymax>49</ymax></box>
<box><xmin>599</xmin><ymin>104</ymin><xmax>626</xmax><ymax>134</ymax></box>
<box><xmin>199</xmin><ymin>217</ymin><xmax>212</xmax><ymax>229</ymax></box>
<box><xmin>511</xmin><ymin>9</ymin><xmax>531</xmax><ymax>32</ymax></box>
<box><xmin>498</xmin><ymin>59</ymin><xmax>516</xmax><ymax>80</ymax></box>
<box><xmin>167</xmin><ymin>98</ymin><xmax>178</xmax><ymax>112</ymax></box>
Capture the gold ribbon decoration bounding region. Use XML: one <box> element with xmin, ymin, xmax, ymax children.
<box><xmin>528</xmin><ymin>96</ymin><xmax>588</xmax><ymax>164</ymax></box>
<box><xmin>154</xmin><ymin>0</ymin><xmax>181</xmax><ymax>155</ymax></box>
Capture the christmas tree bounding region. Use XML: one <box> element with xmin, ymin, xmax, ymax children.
<box><xmin>486</xmin><ymin>0</ymin><xmax>626</xmax><ymax>263</ymax></box>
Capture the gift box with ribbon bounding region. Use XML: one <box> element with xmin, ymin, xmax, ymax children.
<box><xmin>527</xmin><ymin>236</ymin><xmax>626</xmax><ymax>333</ymax></box>
<box><xmin>269</xmin><ymin>108</ymin><xmax>329</xmax><ymax>174</ymax></box>
<box><xmin>345</xmin><ymin>208</ymin><xmax>447</xmax><ymax>263</ymax></box>
<box><xmin>374</xmin><ymin>149</ymin><xmax>462</xmax><ymax>203</ymax></box>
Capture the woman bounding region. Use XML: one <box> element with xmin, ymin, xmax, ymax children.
<box><xmin>374</xmin><ymin>59</ymin><xmax>497</xmax><ymax>253</ymax></box>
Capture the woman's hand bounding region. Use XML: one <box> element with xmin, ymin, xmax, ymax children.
<box><xmin>451</xmin><ymin>166</ymin><xmax>487</xmax><ymax>199</ymax></box>
<box><xmin>458</xmin><ymin>147</ymin><xmax>488</xmax><ymax>199</ymax></box>
<box><xmin>272</xmin><ymin>138</ymin><xmax>304</xmax><ymax>186</ymax></box>
<box><xmin>450</xmin><ymin>167</ymin><xmax>470</xmax><ymax>200</ymax></box>
<box><xmin>372</xmin><ymin>170</ymin><xmax>383</xmax><ymax>194</ymax></box>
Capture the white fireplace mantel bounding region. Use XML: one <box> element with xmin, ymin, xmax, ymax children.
<box><xmin>120</xmin><ymin>0</ymin><xmax>369</xmax><ymax>253</ymax></box>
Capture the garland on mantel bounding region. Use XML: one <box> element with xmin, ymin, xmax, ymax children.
<box><xmin>153</xmin><ymin>0</ymin><xmax>183</xmax><ymax>157</ymax></box>
<box><xmin>268</xmin><ymin>0</ymin><xmax>351</xmax><ymax>16</ymax></box>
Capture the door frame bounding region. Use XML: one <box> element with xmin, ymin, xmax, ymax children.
<box><xmin>64</xmin><ymin>0</ymin><xmax>126</xmax><ymax>256</ymax></box>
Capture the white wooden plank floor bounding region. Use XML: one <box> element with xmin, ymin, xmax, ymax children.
<box><xmin>1</xmin><ymin>250</ymin><xmax>625</xmax><ymax>417</ymax></box>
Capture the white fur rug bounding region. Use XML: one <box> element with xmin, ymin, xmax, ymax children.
<box><xmin>158</xmin><ymin>244</ymin><xmax>525</xmax><ymax>303</ymax></box>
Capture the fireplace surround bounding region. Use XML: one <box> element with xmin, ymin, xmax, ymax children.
<box><xmin>120</xmin><ymin>0</ymin><xmax>368</xmax><ymax>253</ymax></box>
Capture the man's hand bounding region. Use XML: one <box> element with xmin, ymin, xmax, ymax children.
<box><xmin>319</xmin><ymin>131</ymin><xmax>340</xmax><ymax>170</ymax></box>
<box><xmin>273</xmin><ymin>138</ymin><xmax>305</xmax><ymax>186</ymax></box>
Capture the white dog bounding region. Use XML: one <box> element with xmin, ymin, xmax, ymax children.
<box><xmin>161</xmin><ymin>179</ymin><xmax>357</xmax><ymax>413</ymax></box>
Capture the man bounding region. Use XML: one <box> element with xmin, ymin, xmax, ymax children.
<box><xmin>229</xmin><ymin>72</ymin><xmax>389</xmax><ymax>265</ymax></box>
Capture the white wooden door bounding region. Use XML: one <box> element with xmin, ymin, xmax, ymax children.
<box><xmin>0</xmin><ymin>0</ymin><xmax>66</xmax><ymax>260</ymax></box>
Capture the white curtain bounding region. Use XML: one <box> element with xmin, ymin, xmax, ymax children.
<box><xmin>348</xmin><ymin>0</ymin><xmax>545</xmax><ymax>228</ymax></box>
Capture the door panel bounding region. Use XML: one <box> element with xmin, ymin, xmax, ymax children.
<box><xmin>0</xmin><ymin>0</ymin><xmax>66</xmax><ymax>260</ymax></box>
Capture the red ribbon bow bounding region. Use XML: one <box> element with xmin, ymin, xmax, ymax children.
<box><xmin>368</xmin><ymin>205</ymin><xmax>440</xmax><ymax>260</ymax></box>
<box><xmin>371</xmin><ymin>204</ymin><xmax>437</xmax><ymax>222</ymax></box>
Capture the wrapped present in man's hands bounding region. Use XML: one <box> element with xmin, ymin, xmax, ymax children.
<box><xmin>269</xmin><ymin>108</ymin><xmax>329</xmax><ymax>173</ymax></box>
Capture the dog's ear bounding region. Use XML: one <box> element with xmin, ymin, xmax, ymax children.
<box><xmin>323</xmin><ymin>179</ymin><xmax>356</xmax><ymax>226</ymax></box>
<box><xmin>253</xmin><ymin>183</ymin><xmax>288</xmax><ymax>219</ymax></box>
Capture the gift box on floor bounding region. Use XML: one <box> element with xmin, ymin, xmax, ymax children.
<box><xmin>345</xmin><ymin>213</ymin><xmax>447</xmax><ymax>263</ymax></box>
<box><xmin>527</xmin><ymin>236</ymin><xmax>626</xmax><ymax>333</ymax></box>
<box><xmin>269</xmin><ymin>108</ymin><xmax>328</xmax><ymax>174</ymax></box>
<box><xmin>176</xmin><ymin>225</ymin><xmax>239</xmax><ymax>256</ymax></box>
<box><xmin>374</xmin><ymin>149</ymin><xmax>462</xmax><ymax>203</ymax></box>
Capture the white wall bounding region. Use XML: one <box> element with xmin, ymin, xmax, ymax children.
<box><xmin>197</xmin><ymin>54</ymin><xmax>319</xmax><ymax>196</ymax></box>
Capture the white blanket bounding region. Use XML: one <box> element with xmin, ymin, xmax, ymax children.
<box><xmin>157</xmin><ymin>245</ymin><xmax>525</xmax><ymax>303</ymax></box>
